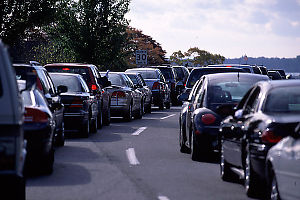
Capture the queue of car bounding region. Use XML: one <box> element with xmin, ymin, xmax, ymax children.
<box><xmin>178</xmin><ymin>64</ymin><xmax>300</xmax><ymax>199</ymax></box>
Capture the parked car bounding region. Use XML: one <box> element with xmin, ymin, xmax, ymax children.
<box><xmin>251</xmin><ymin>65</ymin><xmax>263</xmax><ymax>74</ymax></box>
<box><xmin>266</xmin><ymin>123</ymin><xmax>300</xmax><ymax>200</ymax></box>
<box><xmin>219</xmin><ymin>80</ymin><xmax>300</xmax><ymax>198</ymax></box>
<box><xmin>18</xmin><ymin>80</ymin><xmax>57</xmax><ymax>174</ymax></box>
<box><xmin>268</xmin><ymin>70</ymin><xmax>282</xmax><ymax>80</ymax></box>
<box><xmin>182</xmin><ymin>73</ymin><xmax>269</xmax><ymax>161</ymax></box>
<box><xmin>180</xmin><ymin>67</ymin><xmax>247</xmax><ymax>103</ymax></box>
<box><xmin>125</xmin><ymin>68</ymin><xmax>171</xmax><ymax>110</ymax></box>
<box><xmin>13</xmin><ymin>62</ymin><xmax>65</xmax><ymax>146</ymax></box>
<box><xmin>271</xmin><ymin>69</ymin><xmax>286</xmax><ymax>79</ymax></box>
<box><xmin>172</xmin><ymin>66</ymin><xmax>190</xmax><ymax>98</ymax></box>
<box><xmin>45</xmin><ymin>63</ymin><xmax>111</xmax><ymax>127</ymax></box>
<box><xmin>208</xmin><ymin>64</ymin><xmax>254</xmax><ymax>73</ymax></box>
<box><xmin>257</xmin><ymin>65</ymin><xmax>268</xmax><ymax>75</ymax></box>
<box><xmin>0</xmin><ymin>41</ymin><xmax>26</xmax><ymax>199</ymax></box>
<box><xmin>126</xmin><ymin>72</ymin><xmax>152</xmax><ymax>113</ymax></box>
<box><xmin>100</xmin><ymin>72</ymin><xmax>143</xmax><ymax>121</ymax></box>
<box><xmin>149</xmin><ymin>66</ymin><xmax>179</xmax><ymax>105</ymax></box>
<box><xmin>50</xmin><ymin>73</ymin><xmax>98</xmax><ymax>137</ymax></box>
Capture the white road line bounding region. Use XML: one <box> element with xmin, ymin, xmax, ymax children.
<box><xmin>126</xmin><ymin>148</ymin><xmax>140</xmax><ymax>165</ymax></box>
<box><xmin>142</xmin><ymin>117</ymin><xmax>160</xmax><ymax>120</ymax></box>
<box><xmin>132</xmin><ymin>127</ymin><xmax>147</xmax><ymax>136</ymax></box>
<box><xmin>158</xmin><ymin>196</ymin><xmax>170</xmax><ymax>200</ymax></box>
<box><xmin>160</xmin><ymin>114</ymin><xmax>176</xmax><ymax>120</ymax></box>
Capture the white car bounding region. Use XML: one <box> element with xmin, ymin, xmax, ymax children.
<box><xmin>266</xmin><ymin>124</ymin><xmax>300</xmax><ymax>200</ymax></box>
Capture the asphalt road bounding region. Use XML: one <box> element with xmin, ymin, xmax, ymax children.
<box><xmin>26</xmin><ymin>106</ymin><xmax>256</xmax><ymax>200</ymax></box>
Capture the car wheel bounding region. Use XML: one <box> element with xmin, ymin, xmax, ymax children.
<box><xmin>90</xmin><ymin>116</ymin><xmax>97</xmax><ymax>133</ymax></box>
<box><xmin>12</xmin><ymin>176</ymin><xmax>26</xmax><ymax>200</ymax></box>
<box><xmin>270</xmin><ymin>170</ymin><xmax>281</xmax><ymax>200</ymax></box>
<box><xmin>179</xmin><ymin>122</ymin><xmax>189</xmax><ymax>153</ymax></box>
<box><xmin>103</xmin><ymin>106</ymin><xmax>111</xmax><ymax>126</ymax></box>
<box><xmin>43</xmin><ymin>148</ymin><xmax>54</xmax><ymax>175</ymax></box>
<box><xmin>124</xmin><ymin>104</ymin><xmax>132</xmax><ymax>121</ymax></box>
<box><xmin>55</xmin><ymin>122</ymin><xmax>65</xmax><ymax>147</ymax></box>
<box><xmin>165</xmin><ymin>101</ymin><xmax>171</xmax><ymax>109</ymax></box>
<box><xmin>135</xmin><ymin>102</ymin><xmax>143</xmax><ymax>119</ymax></box>
<box><xmin>82</xmin><ymin>118</ymin><xmax>90</xmax><ymax>138</ymax></box>
<box><xmin>220</xmin><ymin>142</ymin><xmax>237</xmax><ymax>181</ymax></box>
<box><xmin>146</xmin><ymin>103</ymin><xmax>152</xmax><ymax>113</ymax></box>
<box><xmin>190</xmin><ymin>131</ymin><xmax>201</xmax><ymax>161</ymax></box>
<box><xmin>97</xmin><ymin>109</ymin><xmax>103</xmax><ymax>129</ymax></box>
<box><xmin>244</xmin><ymin>147</ymin><xmax>260</xmax><ymax>197</ymax></box>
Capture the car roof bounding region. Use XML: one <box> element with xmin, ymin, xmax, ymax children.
<box><xmin>45</xmin><ymin>63</ymin><xmax>95</xmax><ymax>67</ymax></box>
<box><xmin>126</xmin><ymin>67</ymin><xmax>158</xmax><ymax>71</ymax></box>
<box><xmin>204</xmin><ymin>72</ymin><xmax>269</xmax><ymax>83</ymax></box>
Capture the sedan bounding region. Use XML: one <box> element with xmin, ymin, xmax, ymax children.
<box><xmin>266</xmin><ymin>124</ymin><xmax>300</xmax><ymax>200</ymax></box>
<box><xmin>50</xmin><ymin>73</ymin><xmax>98</xmax><ymax>138</ymax></box>
<box><xmin>220</xmin><ymin>80</ymin><xmax>300</xmax><ymax>198</ymax></box>
<box><xmin>101</xmin><ymin>72</ymin><xmax>143</xmax><ymax>121</ymax></box>
<box><xmin>187</xmin><ymin>73</ymin><xmax>269</xmax><ymax>161</ymax></box>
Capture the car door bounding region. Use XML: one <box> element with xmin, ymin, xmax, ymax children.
<box><xmin>222</xmin><ymin>86</ymin><xmax>259</xmax><ymax>166</ymax></box>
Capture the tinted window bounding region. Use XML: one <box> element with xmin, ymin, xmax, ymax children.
<box><xmin>127</xmin><ymin>74</ymin><xmax>139</xmax><ymax>85</ymax></box>
<box><xmin>128</xmin><ymin>70</ymin><xmax>158</xmax><ymax>79</ymax></box>
<box><xmin>264</xmin><ymin>86</ymin><xmax>300</xmax><ymax>113</ymax></box>
<box><xmin>50</xmin><ymin>74</ymin><xmax>82</xmax><ymax>92</ymax></box>
<box><xmin>108</xmin><ymin>74</ymin><xmax>125</xmax><ymax>86</ymax></box>
<box><xmin>46</xmin><ymin>67</ymin><xmax>92</xmax><ymax>85</ymax></box>
<box><xmin>157</xmin><ymin>68</ymin><xmax>174</xmax><ymax>79</ymax></box>
<box><xmin>173</xmin><ymin>67</ymin><xmax>184</xmax><ymax>79</ymax></box>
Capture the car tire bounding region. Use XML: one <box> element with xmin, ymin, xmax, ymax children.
<box><xmin>103</xmin><ymin>106</ymin><xmax>111</xmax><ymax>126</ymax></box>
<box><xmin>82</xmin><ymin>118</ymin><xmax>90</xmax><ymax>138</ymax></box>
<box><xmin>146</xmin><ymin>103</ymin><xmax>152</xmax><ymax>113</ymax></box>
<box><xmin>135</xmin><ymin>102</ymin><xmax>143</xmax><ymax>119</ymax></box>
<box><xmin>244</xmin><ymin>147</ymin><xmax>260</xmax><ymax>197</ymax></box>
<box><xmin>124</xmin><ymin>104</ymin><xmax>132</xmax><ymax>122</ymax></box>
<box><xmin>90</xmin><ymin>116</ymin><xmax>97</xmax><ymax>133</ymax></box>
<box><xmin>179</xmin><ymin>122</ymin><xmax>189</xmax><ymax>153</ymax></box>
<box><xmin>55</xmin><ymin>122</ymin><xmax>65</xmax><ymax>147</ymax></box>
<box><xmin>43</xmin><ymin>148</ymin><xmax>54</xmax><ymax>175</ymax></box>
<box><xmin>269</xmin><ymin>169</ymin><xmax>281</xmax><ymax>200</ymax></box>
<box><xmin>97</xmin><ymin>109</ymin><xmax>103</xmax><ymax>129</ymax></box>
<box><xmin>165</xmin><ymin>101</ymin><xmax>171</xmax><ymax>109</ymax></box>
<box><xmin>220</xmin><ymin>143</ymin><xmax>237</xmax><ymax>181</ymax></box>
<box><xmin>191</xmin><ymin>132</ymin><xmax>201</xmax><ymax>161</ymax></box>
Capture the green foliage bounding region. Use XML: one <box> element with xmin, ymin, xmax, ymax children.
<box><xmin>170</xmin><ymin>47</ymin><xmax>225</xmax><ymax>66</ymax></box>
<box><xmin>0</xmin><ymin>0</ymin><xmax>57</xmax><ymax>46</ymax></box>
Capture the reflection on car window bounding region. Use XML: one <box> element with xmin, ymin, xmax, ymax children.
<box><xmin>108</xmin><ymin>74</ymin><xmax>125</xmax><ymax>86</ymax></box>
<box><xmin>158</xmin><ymin>68</ymin><xmax>173</xmax><ymax>79</ymax></box>
<box><xmin>264</xmin><ymin>87</ymin><xmax>300</xmax><ymax>113</ymax></box>
<box><xmin>51</xmin><ymin>75</ymin><xmax>82</xmax><ymax>92</ymax></box>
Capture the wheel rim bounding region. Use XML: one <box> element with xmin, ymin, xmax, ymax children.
<box><xmin>271</xmin><ymin>174</ymin><xmax>279</xmax><ymax>200</ymax></box>
<box><xmin>245</xmin><ymin>152</ymin><xmax>250</xmax><ymax>191</ymax></box>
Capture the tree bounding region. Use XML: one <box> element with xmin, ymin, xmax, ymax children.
<box><xmin>125</xmin><ymin>27</ymin><xmax>167</xmax><ymax>68</ymax></box>
<box><xmin>0</xmin><ymin>0</ymin><xmax>57</xmax><ymax>46</ymax></box>
<box><xmin>45</xmin><ymin>0</ymin><xmax>130</xmax><ymax>71</ymax></box>
<box><xmin>170</xmin><ymin>47</ymin><xmax>225</xmax><ymax>66</ymax></box>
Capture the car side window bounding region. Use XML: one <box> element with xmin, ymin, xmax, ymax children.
<box><xmin>44</xmin><ymin>70</ymin><xmax>56</xmax><ymax>95</ymax></box>
<box><xmin>123</xmin><ymin>75</ymin><xmax>134</xmax><ymax>88</ymax></box>
<box><xmin>244</xmin><ymin>86</ymin><xmax>261</xmax><ymax>114</ymax></box>
<box><xmin>236</xmin><ymin>86</ymin><xmax>255</xmax><ymax>110</ymax></box>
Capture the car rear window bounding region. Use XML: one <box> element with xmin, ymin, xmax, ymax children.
<box><xmin>128</xmin><ymin>70</ymin><xmax>158</xmax><ymax>79</ymax></box>
<box><xmin>45</xmin><ymin>67</ymin><xmax>93</xmax><ymax>86</ymax></box>
<box><xmin>173</xmin><ymin>67</ymin><xmax>184</xmax><ymax>79</ymax></box>
<box><xmin>50</xmin><ymin>74</ymin><xmax>83</xmax><ymax>92</ymax></box>
<box><xmin>157</xmin><ymin>68</ymin><xmax>174</xmax><ymax>79</ymax></box>
<box><xmin>264</xmin><ymin>86</ymin><xmax>300</xmax><ymax>113</ymax></box>
<box><xmin>107</xmin><ymin>74</ymin><xmax>125</xmax><ymax>86</ymax></box>
<box><xmin>127</xmin><ymin>74</ymin><xmax>139</xmax><ymax>85</ymax></box>
<box><xmin>186</xmin><ymin>68</ymin><xmax>244</xmax><ymax>88</ymax></box>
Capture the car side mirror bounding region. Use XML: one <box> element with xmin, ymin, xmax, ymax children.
<box><xmin>57</xmin><ymin>85</ymin><xmax>68</xmax><ymax>94</ymax></box>
<box><xmin>178</xmin><ymin>93</ymin><xmax>189</xmax><ymax>102</ymax></box>
<box><xmin>234</xmin><ymin>109</ymin><xmax>244</xmax><ymax>119</ymax></box>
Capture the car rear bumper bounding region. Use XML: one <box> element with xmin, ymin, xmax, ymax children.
<box><xmin>195</xmin><ymin>126</ymin><xmax>220</xmax><ymax>152</ymax></box>
<box><xmin>64</xmin><ymin>112</ymin><xmax>89</xmax><ymax>131</ymax></box>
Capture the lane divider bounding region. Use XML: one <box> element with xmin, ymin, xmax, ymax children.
<box><xmin>160</xmin><ymin>114</ymin><xmax>176</xmax><ymax>120</ymax></box>
<box><xmin>158</xmin><ymin>195</ymin><xmax>170</xmax><ymax>200</ymax></box>
<box><xmin>126</xmin><ymin>148</ymin><xmax>140</xmax><ymax>165</ymax></box>
<box><xmin>132</xmin><ymin>127</ymin><xmax>147</xmax><ymax>136</ymax></box>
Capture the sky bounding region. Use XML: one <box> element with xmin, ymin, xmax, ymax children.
<box><xmin>126</xmin><ymin>0</ymin><xmax>300</xmax><ymax>59</ymax></box>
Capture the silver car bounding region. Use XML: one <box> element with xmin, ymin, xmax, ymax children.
<box><xmin>100</xmin><ymin>72</ymin><xmax>143</xmax><ymax>121</ymax></box>
<box><xmin>266</xmin><ymin>124</ymin><xmax>300</xmax><ymax>200</ymax></box>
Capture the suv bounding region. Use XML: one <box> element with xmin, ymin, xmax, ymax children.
<box><xmin>125</xmin><ymin>68</ymin><xmax>171</xmax><ymax>110</ymax></box>
<box><xmin>13</xmin><ymin>62</ymin><xmax>66</xmax><ymax>146</ymax></box>
<box><xmin>0</xmin><ymin>41</ymin><xmax>26</xmax><ymax>199</ymax></box>
<box><xmin>45</xmin><ymin>63</ymin><xmax>111</xmax><ymax>127</ymax></box>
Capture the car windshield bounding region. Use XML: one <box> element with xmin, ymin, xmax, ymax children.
<box><xmin>50</xmin><ymin>74</ymin><xmax>82</xmax><ymax>92</ymax></box>
<box><xmin>264</xmin><ymin>87</ymin><xmax>300</xmax><ymax>113</ymax></box>
<box><xmin>186</xmin><ymin>68</ymin><xmax>244</xmax><ymax>88</ymax></box>
<box><xmin>107</xmin><ymin>74</ymin><xmax>125</xmax><ymax>86</ymax></box>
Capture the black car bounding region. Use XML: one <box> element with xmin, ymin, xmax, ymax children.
<box><xmin>180</xmin><ymin>67</ymin><xmax>247</xmax><ymax>102</ymax></box>
<box><xmin>50</xmin><ymin>73</ymin><xmax>99</xmax><ymax>137</ymax></box>
<box><xmin>45</xmin><ymin>63</ymin><xmax>111</xmax><ymax>128</ymax></box>
<box><xmin>126</xmin><ymin>72</ymin><xmax>152</xmax><ymax>113</ymax></box>
<box><xmin>13</xmin><ymin>62</ymin><xmax>66</xmax><ymax>146</ymax></box>
<box><xmin>184</xmin><ymin>73</ymin><xmax>269</xmax><ymax>161</ymax></box>
<box><xmin>219</xmin><ymin>80</ymin><xmax>300</xmax><ymax>197</ymax></box>
<box><xmin>18</xmin><ymin>80</ymin><xmax>57</xmax><ymax>174</ymax></box>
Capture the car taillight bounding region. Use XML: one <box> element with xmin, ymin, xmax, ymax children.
<box><xmin>112</xmin><ymin>91</ymin><xmax>126</xmax><ymax>98</ymax></box>
<box><xmin>261</xmin><ymin>129</ymin><xmax>282</xmax><ymax>143</ymax></box>
<box><xmin>152</xmin><ymin>82</ymin><xmax>160</xmax><ymax>90</ymax></box>
<box><xmin>201</xmin><ymin>113</ymin><xmax>216</xmax><ymax>125</ymax></box>
<box><xmin>62</xmin><ymin>68</ymin><xmax>70</xmax><ymax>71</ymax></box>
<box><xmin>91</xmin><ymin>84</ymin><xmax>98</xmax><ymax>91</ymax></box>
<box><xmin>24</xmin><ymin>107</ymin><xmax>48</xmax><ymax>123</ymax></box>
<box><xmin>70</xmin><ymin>97</ymin><xmax>84</xmax><ymax>108</ymax></box>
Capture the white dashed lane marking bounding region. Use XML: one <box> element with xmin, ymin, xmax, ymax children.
<box><xmin>131</xmin><ymin>127</ymin><xmax>147</xmax><ymax>136</ymax></box>
<box><xmin>158</xmin><ymin>195</ymin><xmax>170</xmax><ymax>200</ymax></box>
<box><xmin>126</xmin><ymin>148</ymin><xmax>140</xmax><ymax>165</ymax></box>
